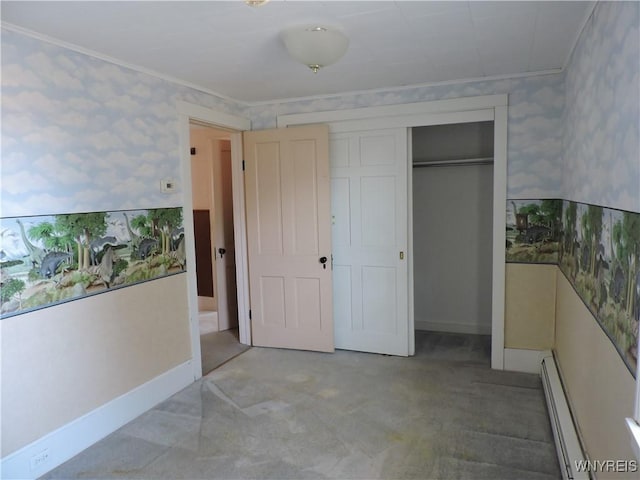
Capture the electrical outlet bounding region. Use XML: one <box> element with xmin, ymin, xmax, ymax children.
<box><xmin>30</xmin><ymin>449</ymin><xmax>50</xmax><ymax>471</ymax></box>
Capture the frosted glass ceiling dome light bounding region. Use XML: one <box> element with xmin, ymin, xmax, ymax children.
<box><xmin>281</xmin><ymin>26</ymin><xmax>349</xmax><ymax>73</ymax></box>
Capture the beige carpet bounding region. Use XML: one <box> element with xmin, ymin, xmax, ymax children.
<box><xmin>43</xmin><ymin>331</ymin><xmax>560</xmax><ymax>480</ymax></box>
<box><xmin>200</xmin><ymin>328</ymin><xmax>250</xmax><ymax>376</ymax></box>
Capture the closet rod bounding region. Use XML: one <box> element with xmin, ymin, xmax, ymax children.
<box><xmin>413</xmin><ymin>157</ymin><xmax>493</xmax><ymax>168</ymax></box>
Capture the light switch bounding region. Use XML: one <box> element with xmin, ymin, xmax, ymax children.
<box><xmin>161</xmin><ymin>179</ymin><xmax>176</xmax><ymax>193</ymax></box>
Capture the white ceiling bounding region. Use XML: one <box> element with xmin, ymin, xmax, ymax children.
<box><xmin>1</xmin><ymin>1</ymin><xmax>595</xmax><ymax>104</ymax></box>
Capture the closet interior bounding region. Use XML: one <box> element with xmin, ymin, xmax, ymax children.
<box><xmin>412</xmin><ymin>121</ymin><xmax>494</xmax><ymax>337</ymax></box>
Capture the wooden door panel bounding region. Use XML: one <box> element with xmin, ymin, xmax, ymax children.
<box><xmin>360</xmin><ymin>134</ymin><xmax>397</xmax><ymax>166</ymax></box>
<box><xmin>330</xmin><ymin>178</ymin><xmax>351</xmax><ymax>246</ymax></box>
<box><xmin>291</xmin><ymin>140</ymin><xmax>320</xmax><ymax>255</ymax></box>
<box><xmin>245</xmin><ymin>125</ymin><xmax>333</xmax><ymax>353</ymax></box>
<box><xmin>330</xmin><ymin>137</ymin><xmax>350</xmax><ymax>167</ymax></box>
<box><xmin>330</xmin><ymin>128</ymin><xmax>408</xmax><ymax>356</ymax></box>
<box><xmin>295</xmin><ymin>277</ymin><xmax>322</xmax><ymax>330</ymax></box>
<box><xmin>362</xmin><ymin>266</ymin><xmax>398</xmax><ymax>334</ymax></box>
<box><xmin>254</xmin><ymin>144</ymin><xmax>284</xmax><ymax>255</ymax></box>
<box><xmin>333</xmin><ymin>265</ymin><xmax>353</xmax><ymax>330</ymax></box>
<box><xmin>360</xmin><ymin>175</ymin><xmax>396</xmax><ymax>248</ymax></box>
<box><xmin>260</xmin><ymin>276</ymin><xmax>286</xmax><ymax>327</ymax></box>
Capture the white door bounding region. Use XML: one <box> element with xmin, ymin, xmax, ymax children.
<box><xmin>330</xmin><ymin>128</ymin><xmax>409</xmax><ymax>356</ymax></box>
<box><xmin>244</xmin><ymin>125</ymin><xmax>334</xmax><ymax>352</ymax></box>
<box><xmin>213</xmin><ymin>141</ymin><xmax>238</xmax><ymax>331</ymax></box>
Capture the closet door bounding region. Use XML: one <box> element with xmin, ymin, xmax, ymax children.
<box><xmin>330</xmin><ymin>128</ymin><xmax>409</xmax><ymax>356</ymax></box>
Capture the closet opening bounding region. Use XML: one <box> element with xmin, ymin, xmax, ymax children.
<box><xmin>412</xmin><ymin>121</ymin><xmax>494</xmax><ymax>360</ymax></box>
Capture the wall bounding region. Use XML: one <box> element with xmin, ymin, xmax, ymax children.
<box><xmin>558</xmin><ymin>0</ymin><xmax>639</xmax><ymax>470</ymax></box>
<box><xmin>1</xmin><ymin>275</ymin><xmax>190</xmax><ymax>456</ymax></box>
<box><xmin>413</xmin><ymin>164</ymin><xmax>493</xmax><ymax>334</ymax></box>
<box><xmin>555</xmin><ymin>272</ymin><xmax>636</xmax><ymax>474</ymax></box>
<box><xmin>190</xmin><ymin>131</ymin><xmax>217</xmax><ymax>211</ymax></box>
<box><xmin>563</xmin><ymin>1</ymin><xmax>640</xmax><ymax>214</ymax></box>
<box><xmin>504</xmin><ymin>264</ymin><xmax>556</xmax><ymax>350</ymax></box>
<box><xmin>504</xmin><ymin>198</ymin><xmax>562</xmax><ymax>350</ymax></box>
<box><xmin>0</xmin><ymin>28</ymin><xmax>244</xmax><ymax>458</ymax></box>
<box><xmin>246</xmin><ymin>72</ymin><xmax>565</xmax><ymax>200</ymax></box>
<box><xmin>412</xmin><ymin>121</ymin><xmax>494</xmax><ymax>162</ymax></box>
<box><xmin>190</xmin><ymin>128</ymin><xmax>219</xmax><ymax>310</ymax></box>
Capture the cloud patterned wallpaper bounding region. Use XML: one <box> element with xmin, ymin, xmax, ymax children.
<box><xmin>3</xmin><ymin>1</ymin><xmax>637</xmax><ymax>217</ymax></box>
<box><xmin>2</xmin><ymin>26</ymin><xmax>569</xmax><ymax>213</ymax></box>
<box><xmin>247</xmin><ymin>73</ymin><xmax>565</xmax><ymax>200</ymax></box>
<box><xmin>563</xmin><ymin>1</ymin><xmax>640</xmax><ymax>213</ymax></box>
<box><xmin>1</xmin><ymin>28</ymin><xmax>244</xmax><ymax>218</ymax></box>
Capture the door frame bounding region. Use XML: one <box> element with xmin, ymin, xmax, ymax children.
<box><xmin>277</xmin><ymin>94</ymin><xmax>508</xmax><ymax>369</ymax></box>
<box><xmin>177</xmin><ymin>101</ymin><xmax>251</xmax><ymax>380</ymax></box>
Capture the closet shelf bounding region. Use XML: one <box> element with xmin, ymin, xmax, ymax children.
<box><xmin>412</xmin><ymin>157</ymin><xmax>493</xmax><ymax>168</ymax></box>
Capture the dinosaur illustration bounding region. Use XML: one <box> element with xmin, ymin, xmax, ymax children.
<box><xmin>90</xmin><ymin>236</ymin><xmax>119</xmax><ymax>265</ymax></box>
<box><xmin>138</xmin><ymin>238</ymin><xmax>158</xmax><ymax>260</ymax></box>
<box><xmin>122</xmin><ymin>213</ymin><xmax>141</xmax><ymax>247</ymax></box>
<box><xmin>16</xmin><ymin>219</ymin><xmax>46</xmax><ymax>268</ymax></box>
<box><xmin>170</xmin><ymin>227</ymin><xmax>184</xmax><ymax>251</ymax></box>
<box><xmin>169</xmin><ymin>235</ymin><xmax>186</xmax><ymax>269</ymax></box>
<box><xmin>94</xmin><ymin>246</ymin><xmax>118</xmax><ymax>288</ymax></box>
<box><xmin>39</xmin><ymin>251</ymin><xmax>71</xmax><ymax>279</ymax></box>
<box><xmin>123</xmin><ymin>212</ymin><xmax>146</xmax><ymax>259</ymax></box>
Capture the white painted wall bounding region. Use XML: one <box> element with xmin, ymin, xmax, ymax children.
<box><xmin>413</xmin><ymin>163</ymin><xmax>493</xmax><ymax>334</ymax></box>
<box><xmin>0</xmin><ymin>274</ymin><xmax>191</xmax><ymax>458</ymax></box>
<box><xmin>412</xmin><ymin>122</ymin><xmax>494</xmax><ymax>335</ymax></box>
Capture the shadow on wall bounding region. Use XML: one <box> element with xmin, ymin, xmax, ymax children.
<box><xmin>0</xmin><ymin>208</ymin><xmax>186</xmax><ymax>319</ymax></box>
<box><xmin>506</xmin><ymin>199</ymin><xmax>640</xmax><ymax>375</ymax></box>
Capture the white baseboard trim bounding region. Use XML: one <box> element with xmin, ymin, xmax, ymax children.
<box><xmin>1</xmin><ymin>360</ymin><xmax>194</xmax><ymax>480</ymax></box>
<box><xmin>415</xmin><ymin>320</ymin><xmax>491</xmax><ymax>335</ymax></box>
<box><xmin>503</xmin><ymin>348</ymin><xmax>547</xmax><ymax>374</ymax></box>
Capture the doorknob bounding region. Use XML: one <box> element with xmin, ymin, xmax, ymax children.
<box><xmin>218</xmin><ymin>248</ymin><xmax>226</xmax><ymax>258</ymax></box>
<box><xmin>319</xmin><ymin>256</ymin><xmax>328</xmax><ymax>269</ymax></box>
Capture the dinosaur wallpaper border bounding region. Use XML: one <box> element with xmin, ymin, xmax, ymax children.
<box><xmin>558</xmin><ymin>200</ymin><xmax>640</xmax><ymax>375</ymax></box>
<box><xmin>0</xmin><ymin>207</ymin><xmax>186</xmax><ymax>319</ymax></box>
<box><xmin>506</xmin><ymin>198</ymin><xmax>640</xmax><ymax>375</ymax></box>
<box><xmin>506</xmin><ymin>199</ymin><xmax>562</xmax><ymax>264</ymax></box>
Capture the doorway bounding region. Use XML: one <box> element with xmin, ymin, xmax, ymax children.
<box><xmin>411</xmin><ymin>121</ymin><xmax>494</xmax><ymax>360</ymax></box>
<box><xmin>189</xmin><ymin>122</ymin><xmax>248</xmax><ymax>374</ymax></box>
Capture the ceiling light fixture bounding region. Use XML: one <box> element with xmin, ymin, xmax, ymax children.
<box><xmin>244</xmin><ymin>0</ymin><xmax>270</xmax><ymax>7</ymax></box>
<box><xmin>281</xmin><ymin>25</ymin><xmax>349</xmax><ymax>73</ymax></box>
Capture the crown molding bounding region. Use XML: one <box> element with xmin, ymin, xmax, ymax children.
<box><xmin>1</xmin><ymin>22</ymin><xmax>246</xmax><ymax>107</ymax></box>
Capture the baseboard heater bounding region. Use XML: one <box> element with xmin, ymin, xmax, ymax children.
<box><xmin>541</xmin><ymin>353</ymin><xmax>589</xmax><ymax>480</ymax></box>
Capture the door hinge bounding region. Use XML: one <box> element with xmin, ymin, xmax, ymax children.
<box><xmin>249</xmin><ymin>309</ymin><xmax>252</xmax><ymax>320</ymax></box>
<box><xmin>190</xmin><ymin>147</ymin><xmax>196</xmax><ymax>155</ymax></box>
<box><xmin>242</xmin><ymin>160</ymin><xmax>245</xmax><ymax>171</ymax></box>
